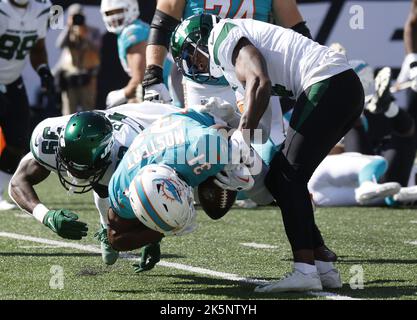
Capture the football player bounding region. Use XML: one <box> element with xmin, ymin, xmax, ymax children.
<box><xmin>100</xmin><ymin>0</ymin><xmax>171</xmax><ymax>108</ymax></box>
<box><xmin>142</xmin><ymin>0</ymin><xmax>312</xmax><ymax>208</ymax></box>
<box><xmin>0</xmin><ymin>0</ymin><xmax>54</xmax><ymax>210</ymax></box>
<box><xmin>106</xmin><ymin>107</ymin><xmax>273</xmax><ymax>272</ymax></box>
<box><xmin>9</xmin><ymin>102</ymin><xmax>180</xmax><ymax>265</ymax></box>
<box><xmin>171</xmin><ymin>14</ymin><xmax>364</xmax><ymax>292</ymax></box>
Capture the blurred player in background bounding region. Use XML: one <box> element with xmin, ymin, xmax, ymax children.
<box><xmin>100</xmin><ymin>0</ymin><xmax>171</xmax><ymax>108</ymax></box>
<box><xmin>0</xmin><ymin>0</ymin><xmax>54</xmax><ymax>210</ymax></box>
<box><xmin>9</xmin><ymin>102</ymin><xmax>180</xmax><ymax>266</ymax></box>
<box><xmin>55</xmin><ymin>3</ymin><xmax>101</xmax><ymax>115</ymax></box>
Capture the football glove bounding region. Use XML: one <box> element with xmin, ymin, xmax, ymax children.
<box><xmin>37</xmin><ymin>64</ymin><xmax>55</xmax><ymax>96</ymax></box>
<box><xmin>106</xmin><ymin>89</ymin><xmax>127</xmax><ymax>109</ymax></box>
<box><xmin>133</xmin><ymin>241</ymin><xmax>161</xmax><ymax>273</ymax></box>
<box><xmin>214</xmin><ymin>163</ymin><xmax>255</xmax><ymax>192</ymax></box>
<box><xmin>43</xmin><ymin>209</ymin><xmax>88</xmax><ymax>240</ymax></box>
<box><xmin>142</xmin><ymin>65</ymin><xmax>172</xmax><ymax>103</ymax></box>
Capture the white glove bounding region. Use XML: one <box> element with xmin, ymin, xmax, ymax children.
<box><xmin>143</xmin><ymin>83</ymin><xmax>172</xmax><ymax>103</ymax></box>
<box><xmin>106</xmin><ymin>89</ymin><xmax>127</xmax><ymax>109</ymax></box>
<box><xmin>398</xmin><ymin>53</ymin><xmax>417</xmax><ymax>92</ymax></box>
<box><xmin>228</xmin><ymin>129</ymin><xmax>252</xmax><ymax>166</ymax></box>
<box><xmin>214</xmin><ymin>163</ymin><xmax>255</xmax><ymax>191</ymax></box>
<box><xmin>197</xmin><ymin>97</ymin><xmax>238</xmax><ymax>123</ymax></box>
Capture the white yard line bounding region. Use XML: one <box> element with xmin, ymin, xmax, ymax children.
<box><xmin>0</xmin><ymin>231</ymin><xmax>359</xmax><ymax>300</ymax></box>
<box><xmin>241</xmin><ymin>242</ymin><xmax>278</xmax><ymax>249</ymax></box>
<box><xmin>410</xmin><ymin>221</ymin><xmax>417</xmax><ymax>224</ymax></box>
<box><xmin>19</xmin><ymin>245</ymin><xmax>62</xmax><ymax>249</ymax></box>
<box><xmin>406</xmin><ymin>240</ymin><xmax>417</xmax><ymax>245</ymax></box>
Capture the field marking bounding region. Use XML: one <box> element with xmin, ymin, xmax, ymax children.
<box><xmin>19</xmin><ymin>245</ymin><xmax>62</xmax><ymax>249</ymax></box>
<box><xmin>241</xmin><ymin>242</ymin><xmax>278</xmax><ymax>249</ymax></box>
<box><xmin>410</xmin><ymin>221</ymin><xmax>417</xmax><ymax>224</ymax></box>
<box><xmin>406</xmin><ymin>240</ymin><xmax>417</xmax><ymax>245</ymax></box>
<box><xmin>0</xmin><ymin>231</ymin><xmax>359</xmax><ymax>300</ymax></box>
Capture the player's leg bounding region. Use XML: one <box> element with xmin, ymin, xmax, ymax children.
<box><xmin>258</xmin><ymin>70</ymin><xmax>364</xmax><ymax>292</ymax></box>
<box><xmin>0</xmin><ymin>78</ymin><xmax>30</xmax><ymax>210</ymax></box>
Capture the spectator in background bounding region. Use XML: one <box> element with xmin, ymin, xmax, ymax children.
<box><xmin>54</xmin><ymin>3</ymin><xmax>101</xmax><ymax>115</ymax></box>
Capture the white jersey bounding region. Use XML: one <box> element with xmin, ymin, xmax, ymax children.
<box><xmin>208</xmin><ymin>19</ymin><xmax>351</xmax><ymax>100</ymax></box>
<box><xmin>0</xmin><ymin>0</ymin><xmax>50</xmax><ymax>84</ymax></box>
<box><xmin>30</xmin><ymin>102</ymin><xmax>180</xmax><ymax>187</ymax></box>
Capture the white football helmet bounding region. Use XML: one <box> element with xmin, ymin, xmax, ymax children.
<box><xmin>129</xmin><ymin>164</ymin><xmax>197</xmax><ymax>236</ymax></box>
<box><xmin>100</xmin><ymin>0</ymin><xmax>139</xmax><ymax>34</ymax></box>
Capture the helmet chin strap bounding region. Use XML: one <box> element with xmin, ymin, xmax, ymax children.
<box><xmin>66</xmin><ymin>171</ymin><xmax>90</xmax><ymax>195</ymax></box>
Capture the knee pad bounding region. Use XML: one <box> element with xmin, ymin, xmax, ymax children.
<box><xmin>0</xmin><ymin>146</ymin><xmax>25</xmax><ymax>174</ymax></box>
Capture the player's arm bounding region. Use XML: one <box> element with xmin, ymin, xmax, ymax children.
<box><xmin>232</xmin><ymin>38</ymin><xmax>271</xmax><ymax>137</ymax></box>
<box><xmin>405</xmin><ymin>0</ymin><xmax>417</xmax><ymax>54</ymax></box>
<box><xmin>142</xmin><ymin>0</ymin><xmax>185</xmax><ymax>102</ymax></box>
<box><xmin>9</xmin><ymin>155</ymin><xmax>88</xmax><ymax>240</ymax></box>
<box><xmin>273</xmin><ymin>0</ymin><xmax>312</xmax><ymax>39</ymax></box>
<box><xmin>9</xmin><ymin>155</ymin><xmax>51</xmax><ymax>214</ymax></box>
<box><xmin>125</xmin><ymin>42</ymin><xmax>147</xmax><ymax>99</ymax></box>
<box><xmin>30</xmin><ymin>39</ymin><xmax>54</xmax><ymax>95</ymax></box>
<box><xmin>107</xmin><ymin>207</ymin><xmax>163</xmax><ymax>251</ymax></box>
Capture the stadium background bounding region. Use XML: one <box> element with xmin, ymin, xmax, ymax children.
<box><xmin>22</xmin><ymin>0</ymin><xmax>411</xmax><ymax>109</ymax></box>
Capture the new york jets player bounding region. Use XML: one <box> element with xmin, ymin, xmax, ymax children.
<box><xmin>0</xmin><ymin>0</ymin><xmax>54</xmax><ymax>210</ymax></box>
<box><xmin>106</xmin><ymin>108</ymin><xmax>271</xmax><ymax>272</ymax></box>
<box><xmin>9</xmin><ymin>102</ymin><xmax>180</xmax><ymax>265</ymax></box>
<box><xmin>171</xmin><ymin>14</ymin><xmax>364</xmax><ymax>292</ymax></box>
<box><xmin>100</xmin><ymin>0</ymin><xmax>171</xmax><ymax>108</ymax></box>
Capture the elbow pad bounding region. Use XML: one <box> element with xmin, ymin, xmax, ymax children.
<box><xmin>148</xmin><ymin>9</ymin><xmax>181</xmax><ymax>49</ymax></box>
<box><xmin>291</xmin><ymin>21</ymin><xmax>312</xmax><ymax>39</ymax></box>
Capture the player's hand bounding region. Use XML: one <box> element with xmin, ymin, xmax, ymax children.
<box><xmin>214</xmin><ymin>163</ymin><xmax>255</xmax><ymax>191</ymax></box>
<box><xmin>43</xmin><ymin>209</ymin><xmax>88</xmax><ymax>240</ymax></box>
<box><xmin>106</xmin><ymin>89</ymin><xmax>127</xmax><ymax>109</ymax></box>
<box><xmin>37</xmin><ymin>65</ymin><xmax>55</xmax><ymax>96</ymax></box>
<box><xmin>133</xmin><ymin>242</ymin><xmax>161</xmax><ymax>273</ymax></box>
<box><xmin>142</xmin><ymin>65</ymin><xmax>172</xmax><ymax>103</ymax></box>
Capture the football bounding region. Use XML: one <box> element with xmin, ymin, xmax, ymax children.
<box><xmin>197</xmin><ymin>176</ymin><xmax>237</xmax><ymax>220</ymax></box>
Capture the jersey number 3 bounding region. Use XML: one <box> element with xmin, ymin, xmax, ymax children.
<box><xmin>204</xmin><ymin>0</ymin><xmax>255</xmax><ymax>18</ymax></box>
<box><xmin>0</xmin><ymin>34</ymin><xmax>38</xmax><ymax>60</ymax></box>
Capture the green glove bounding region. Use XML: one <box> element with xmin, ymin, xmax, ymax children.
<box><xmin>43</xmin><ymin>209</ymin><xmax>88</xmax><ymax>240</ymax></box>
<box><xmin>133</xmin><ymin>242</ymin><xmax>161</xmax><ymax>273</ymax></box>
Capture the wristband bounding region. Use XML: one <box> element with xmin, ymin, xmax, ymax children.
<box><xmin>33</xmin><ymin>204</ymin><xmax>49</xmax><ymax>223</ymax></box>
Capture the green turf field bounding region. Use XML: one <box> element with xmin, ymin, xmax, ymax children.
<box><xmin>1</xmin><ymin>176</ymin><xmax>417</xmax><ymax>300</ymax></box>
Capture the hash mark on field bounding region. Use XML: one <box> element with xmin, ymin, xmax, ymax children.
<box><xmin>241</xmin><ymin>242</ymin><xmax>278</xmax><ymax>249</ymax></box>
<box><xmin>406</xmin><ymin>240</ymin><xmax>417</xmax><ymax>245</ymax></box>
<box><xmin>410</xmin><ymin>221</ymin><xmax>417</xmax><ymax>224</ymax></box>
<box><xmin>0</xmin><ymin>231</ymin><xmax>360</xmax><ymax>300</ymax></box>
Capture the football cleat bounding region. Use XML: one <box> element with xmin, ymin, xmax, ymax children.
<box><xmin>94</xmin><ymin>226</ymin><xmax>119</xmax><ymax>265</ymax></box>
<box><xmin>235</xmin><ymin>199</ymin><xmax>258</xmax><ymax>209</ymax></box>
<box><xmin>254</xmin><ymin>269</ymin><xmax>322</xmax><ymax>293</ymax></box>
<box><xmin>0</xmin><ymin>200</ymin><xmax>17</xmax><ymax>211</ymax></box>
<box><xmin>319</xmin><ymin>269</ymin><xmax>343</xmax><ymax>289</ymax></box>
<box><xmin>366</xmin><ymin>67</ymin><xmax>395</xmax><ymax>114</ymax></box>
<box><xmin>393</xmin><ymin>186</ymin><xmax>417</xmax><ymax>203</ymax></box>
<box><xmin>355</xmin><ymin>181</ymin><xmax>401</xmax><ymax>204</ymax></box>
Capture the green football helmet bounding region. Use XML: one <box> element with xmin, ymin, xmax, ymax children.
<box><xmin>56</xmin><ymin>111</ymin><xmax>114</xmax><ymax>194</ymax></box>
<box><xmin>170</xmin><ymin>13</ymin><xmax>222</xmax><ymax>84</ymax></box>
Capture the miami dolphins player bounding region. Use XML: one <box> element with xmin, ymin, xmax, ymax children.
<box><xmin>9</xmin><ymin>102</ymin><xmax>180</xmax><ymax>266</ymax></box>
<box><xmin>0</xmin><ymin>0</ymin><xmax>55</xmax><ymax>210</ymax></box>
<box><xmin>106</xmin><ymin>108</ymin><xmax>272</xmax><ymax>272</ymax></box>
<box><xmin>100</xmin><ymin>0</ymin><xmax>171</xmax><ymax>108</ymax></box>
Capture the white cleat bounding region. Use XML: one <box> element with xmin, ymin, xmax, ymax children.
<box><xmin>235</xmin><ymin>199</ymin><xmax>258</xmax><ymax>209</ymax></box>
<box><xmin>319</xmin><ymin>269</ymin><xmax>342</xmax><ymax>289</ymax></box>
<box><xmin>254</xmin><ymin>270</ymin><xmax>322</xmax><ymax>293</ymax></box>
<box><xmin>0</xmin><ymin>200</ymin><xmax>17</xmax><ymax>211</ymax></box>
<box><xmin>393</xmin><ymin>186</ymin><xmax>417</xmax><ymax>203</ymax></box>
<box><xmin>355</xmin><ymin>181</ymin><xmax>401</xmax><ymax>204</ymax></box>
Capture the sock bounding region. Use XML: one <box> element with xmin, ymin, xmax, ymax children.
<box><xmin>93</xmin><ymin>193</ymin><xmax>109</xmax><ymax>227</ymax></box>
<box><xmin>0</xmin><ymin>170</ymin><xmax>12</xmax><ymax>200</ymax></box>
<box><xmin>294</xmin><ymin>262</ymin><xmax>317</xmax><ymax>274</ymax></box>
<box><xmin>315</xmin><ymin>260</ymin><xmax>335</xmax><ymax>274</ymax></box>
